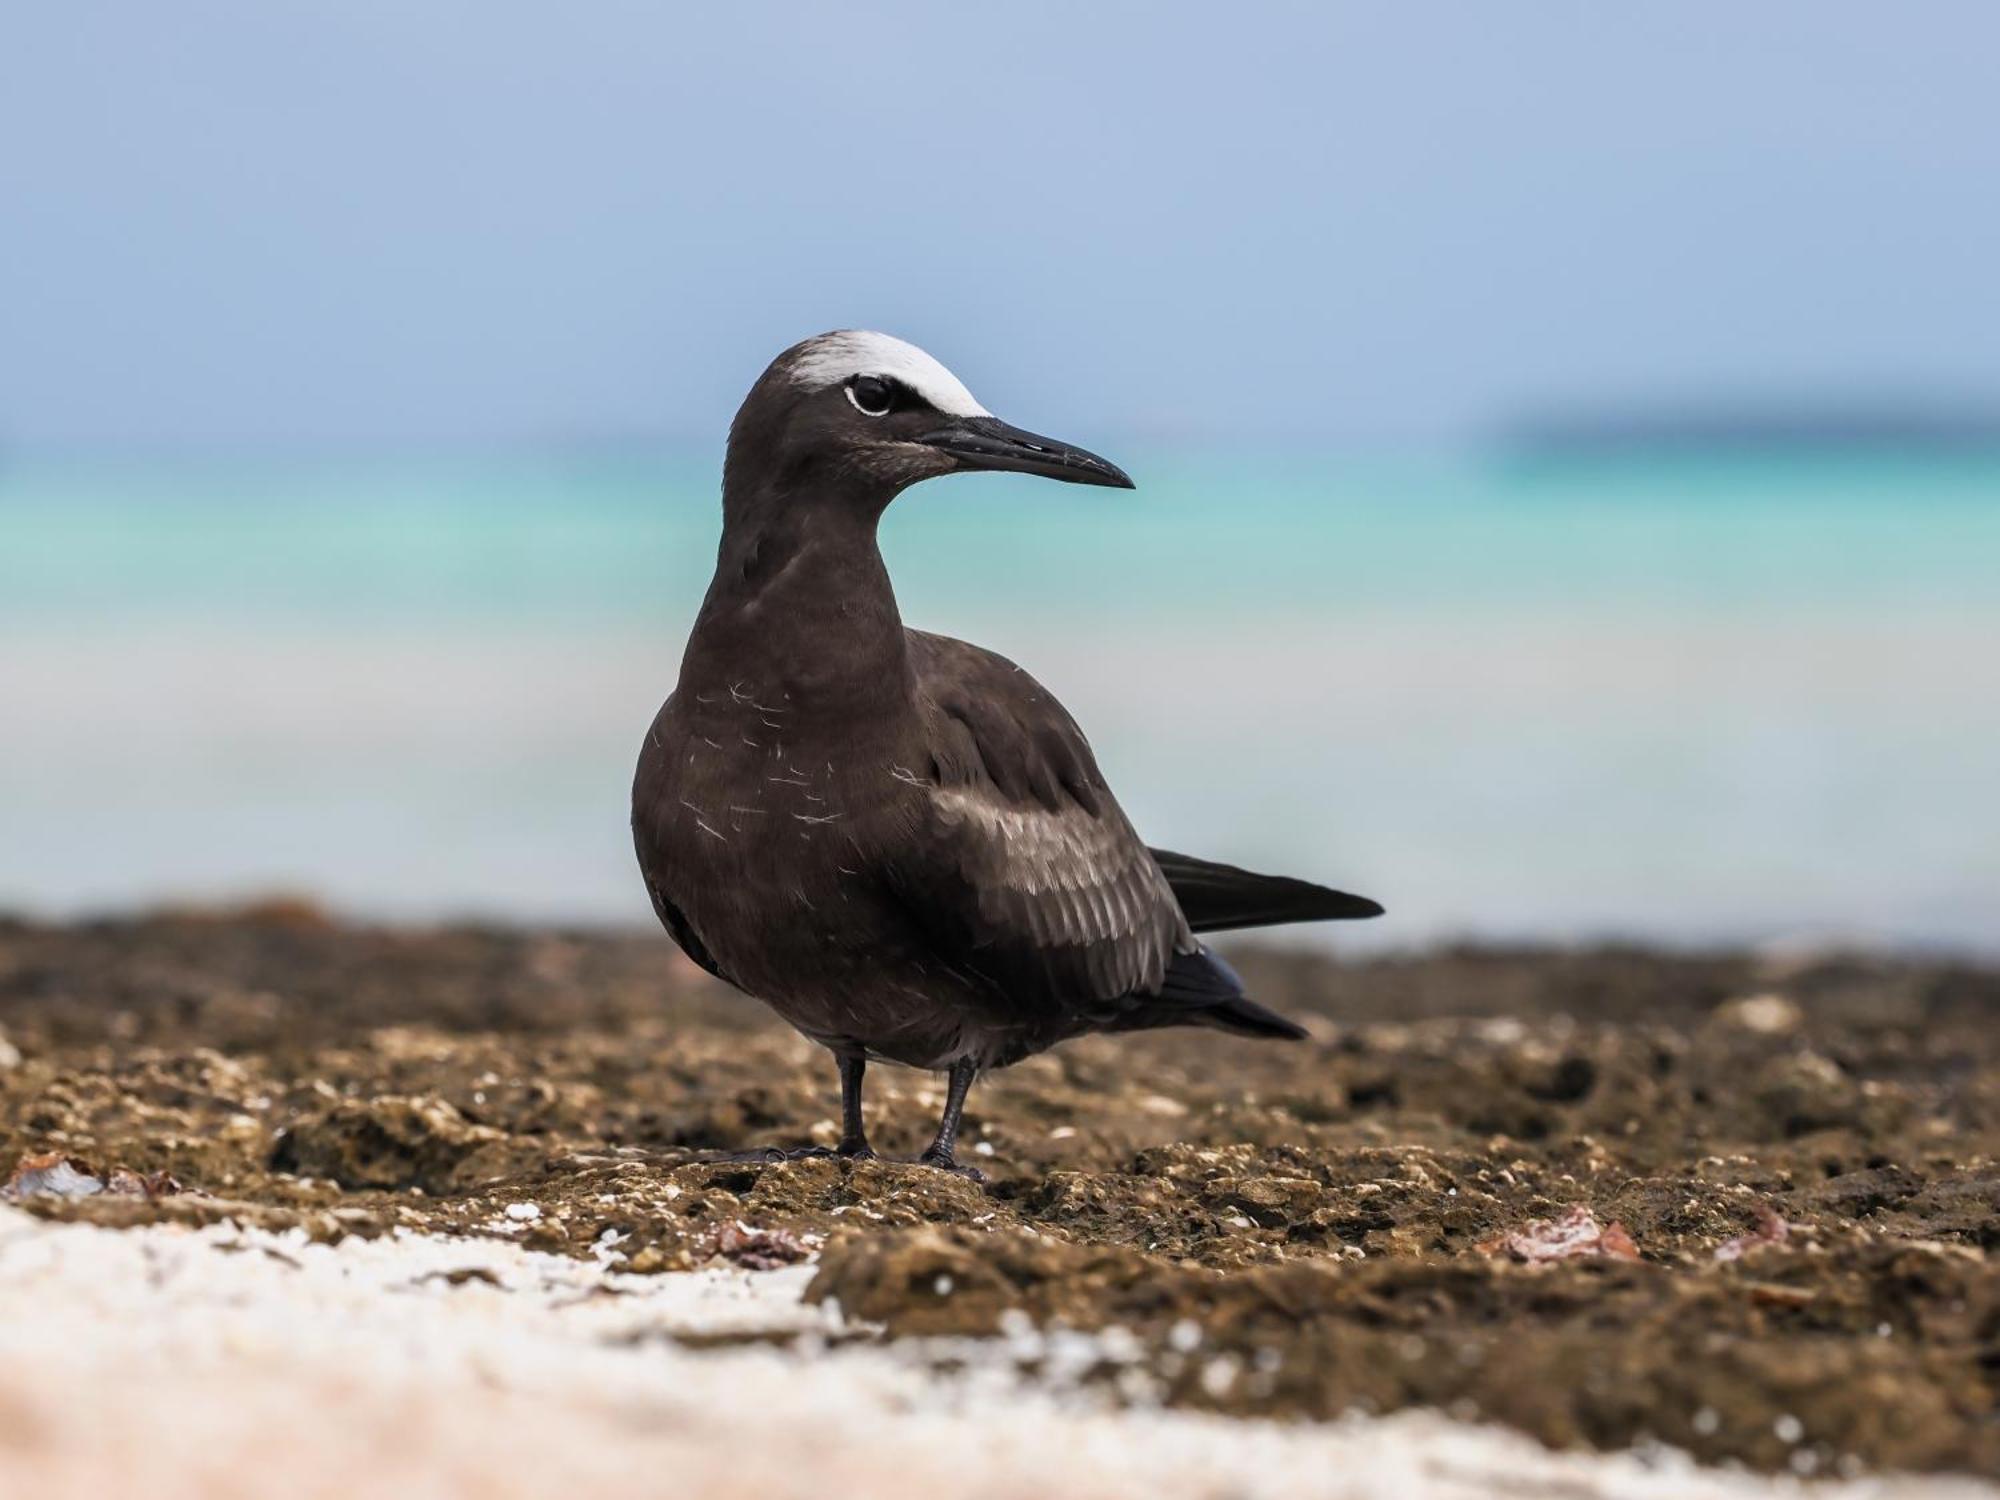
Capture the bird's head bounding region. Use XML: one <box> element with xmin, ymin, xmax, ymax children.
<box><xmin>725</xmin><ymin>331</ymin><xmax>1134</xmax><ymax>507</ymax></box>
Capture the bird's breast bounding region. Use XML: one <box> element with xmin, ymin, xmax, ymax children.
<box><xmin>634</xmin><ymin>682</ymin><xmax>930</xmax><ymax>995</ymax></box>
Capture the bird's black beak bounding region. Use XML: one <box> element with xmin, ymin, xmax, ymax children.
<box><xmin>917</xmin><ymin>415</ymin><xmax>1135</xmax><ymax>489</ymax></box>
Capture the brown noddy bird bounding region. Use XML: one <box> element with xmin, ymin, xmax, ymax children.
<box><xmin>633</xmin><ymin>332</ymin><xmax>1381</xmax><ymax>1175</ymax></box>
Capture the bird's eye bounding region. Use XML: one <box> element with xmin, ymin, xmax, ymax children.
<box><xmin>846</xmin><ymin>375</ymin><xmax>896</xmax><ymax>417</ymax></box>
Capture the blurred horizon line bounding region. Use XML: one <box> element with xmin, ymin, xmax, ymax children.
<box><xmin>8</xmin><ymin>390</ymin><xmax>2000</xmax><ymax>471</ymax></box>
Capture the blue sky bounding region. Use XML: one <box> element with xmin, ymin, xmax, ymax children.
<box><xmin>4</xmin><ymin>3</ymin><xmax>1998</xmax><ymax>447</ymax></box>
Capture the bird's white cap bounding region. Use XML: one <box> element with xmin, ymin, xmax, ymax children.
<box><xmin>787</xmin><ymin>330</ymin><xmax>990</xmax><ymax>418</ymax></box>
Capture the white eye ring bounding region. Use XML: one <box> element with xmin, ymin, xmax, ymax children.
<box><xmin>845</xmin><ymin>376</ymin><xmax>894</xmax><ymax>417</ymax></box>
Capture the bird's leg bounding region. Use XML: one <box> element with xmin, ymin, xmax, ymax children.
<box><xmin>713</xmin><ymin>1053</ymin><xmax>874</xmax><ymax>1164</ymax></box>
<box><xmin>834</xmin><ymin>1052</ymin><xmax>874</xmax><ymax>1159</ymax></box>
<box><xmin>915</xmin><ymin>1057</ymin><xmax>984</xmax><ymax>1180</ymax></box>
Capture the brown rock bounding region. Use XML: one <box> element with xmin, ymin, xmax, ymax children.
<box><xmin>270</xmin><ymin>1095</ymin><xmax>520</xmax><ymax>1192</ymax></box>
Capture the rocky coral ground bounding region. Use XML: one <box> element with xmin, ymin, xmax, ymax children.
<box><xmin>0</xmin><ymin>910</ymin><xmax>1995</xmax><ymax>1479</ymax></box>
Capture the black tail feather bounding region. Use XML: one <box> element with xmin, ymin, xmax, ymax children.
<box><xmin>1119</xmin><ymin>945</ymin><xmax>1309</xmax><ymax>1042</ymax></box>
<box><xmin>1201</xmin><ymin>994</ymin><xmax>1310</xmax><ymax>1040</ymax></box>
<box><xmin>1155</xmin><ymin>943</ymin><xmax>1247</xmax><ymax>1005</ymax></box>
<box><xmin>1150</xmin><ymin>848</ymin><xmax>1383</xmax><ymax>932</ymax></box>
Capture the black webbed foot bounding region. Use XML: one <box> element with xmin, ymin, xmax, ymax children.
<box><xmin>914</xmin><ymin>1148</ymin><xmax>986</xmax><ymax>1183</ymax></box>
<box><xmin>713</xmin><ymin>1140</ymin><xmax>876</xmax><ymax>1165</ymax></box>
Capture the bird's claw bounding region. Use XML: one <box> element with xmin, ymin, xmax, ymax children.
<box><xmin>915</xmin><ymin>1151</ymin><xmax>986</xmax><ymax>1183</ymax></box>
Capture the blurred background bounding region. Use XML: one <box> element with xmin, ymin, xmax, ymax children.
<box><xmin>3</xmin><ymin>4</ymin><xmax>1996</xmax><ymax>951</ymax></box>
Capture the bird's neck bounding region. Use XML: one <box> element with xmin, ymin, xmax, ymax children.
<box><xmin>679</xmin><ymin>490</ymin><xmax>913</xmax><ymax>719</ymax></box>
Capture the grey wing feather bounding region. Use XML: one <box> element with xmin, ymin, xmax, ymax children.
<box><xmin>898</xmin><ymin>631</ymin><xmax>1194</xmax><ymax>1008</ymax></box>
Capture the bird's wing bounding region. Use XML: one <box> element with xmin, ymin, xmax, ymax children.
<box><xmin>890</xmin><ymin>630</ymin><xmax>1194</xmax><ymax>1010</ymax></box>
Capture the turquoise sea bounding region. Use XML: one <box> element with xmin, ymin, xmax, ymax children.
<box><xmin>4</xmin><ymin>447</ymin><xmax>1997</xmax><ymax>951</ymax></box>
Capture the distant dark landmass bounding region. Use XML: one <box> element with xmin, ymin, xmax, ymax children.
<box><xmin>1501</xmin><ymin>404</ymin><xmax>2000</xmax><ymax>460</ymax></box>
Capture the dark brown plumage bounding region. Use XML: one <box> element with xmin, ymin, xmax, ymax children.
<box><xmin>632</xmin><ymin>332</ymin><xmax>1380</xmax><ymax>1174</ymax></box>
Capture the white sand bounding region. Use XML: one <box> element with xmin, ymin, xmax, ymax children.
<box><xmin>0</xmin><ymin>1206</ymin><xmax>1990</xmax><ymax>1500</ymax></box>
